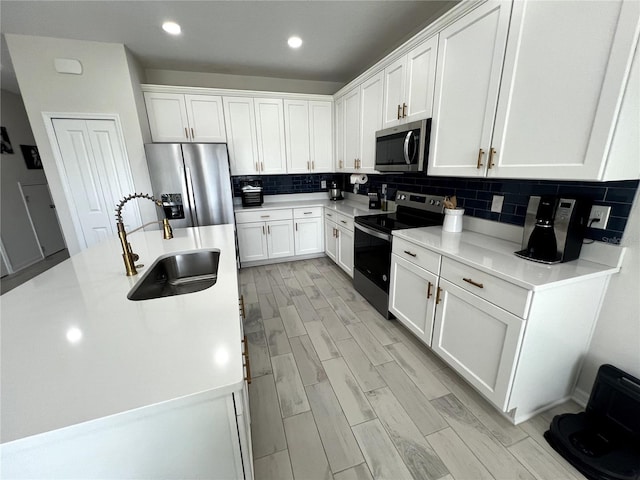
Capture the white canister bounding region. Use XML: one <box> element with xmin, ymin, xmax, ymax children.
<box><xmin>443</xmin><ymin>208</ymin><xmax>465</xmax><ymax>233</ymax></box>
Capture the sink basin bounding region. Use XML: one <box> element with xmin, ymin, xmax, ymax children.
<box><xmin>128</xmin><ymin>249</ymin><xmax>220</xmax><ymax>301</ymax></box>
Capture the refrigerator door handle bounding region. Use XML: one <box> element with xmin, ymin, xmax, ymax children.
<box><xmin>185</xmin><ymin>167</ymin><xmax>199</xmax><ymax>226</ymax></box>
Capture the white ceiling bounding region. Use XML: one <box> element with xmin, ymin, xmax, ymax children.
<box><xmin>0</xmin><ymin>0</ymin><xmax>459</xmax><ymax>95</ymax></box>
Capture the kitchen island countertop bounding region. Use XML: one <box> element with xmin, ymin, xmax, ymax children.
<box><xmin>0</xmin><ymin>225</ymin><xmax>242</xmax><ymax>444</ymax></box>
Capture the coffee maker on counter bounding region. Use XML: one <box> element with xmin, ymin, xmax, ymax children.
<box><xmin>515</xmin><ymin>196</ymin><xmax>592</xmax><ymax>264</ymax></box>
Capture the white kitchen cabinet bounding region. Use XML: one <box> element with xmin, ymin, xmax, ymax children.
<box><xmin>144</xmin><ymin>92</ymin><xmax>226</xmax><ymax>143</ymax></box>
<box><xmin>382</xmin><ymin>35</ymin><xmax>438</xmax><ymax>129</ymax></box>
<box><xmin>358</xmin><ymin>72</ymin><xmax>384</xmax><ymax>173</ymax></box>
<box><xmin>294</xmin><ymin>207</ymin><xmax>324</xmax><ymax>255</ymax></box>
<box><xmin>343</xmin><ymin>87</ymin><xmax>361</xmax><ymax>172</ymax></box>
<box><xmin>428</xmin><ymin>0</ymin><xmax>511</xmax><ymax>177</ymax></box>
<box><xmin>254</xmin><ymin>98</ymin><xmax>287</xmax><ymax>175</ymax></box>
<box><xmin>324</xmin><ymin>209</ymin><xmax>354</xmax><ymax>277</ymax></box>
<box><xmin>285</xmin><ymin>100</ymin><xmax>333</xmax><ymax>173</ymax></box>
<box><xmin>389</xmin><ymin>244</ymin><xmax>440</xmax><ymax>345</ymax></box>
<box><xmin>236</xmin><ymin>222</ymin><xmax>269</xmax><ymax>263</ymax></box>
<box><xmin>334</xmin><ymin>96</ymin><xmax>346</xmax><ymax>172</ymax></box>
<box><xmin>266</xmin><ymin>220</ymin><xmax>295</xmax><ymax>259</ymax></box>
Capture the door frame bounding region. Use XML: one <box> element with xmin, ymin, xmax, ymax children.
<box><xmin>17</xmin><ymin>181</ymin><xmax>48</xmax><ymax>260</ymax></box>
<box><xmin>42</xmin><ymin>112</ymin><xmax>140</xmax><ymax>251</ymax></box>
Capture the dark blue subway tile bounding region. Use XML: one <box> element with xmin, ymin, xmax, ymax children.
<box><xmin>605</xmin><ymin>187</ymin><xmax>638</xmax><ymax>204</ymax></box>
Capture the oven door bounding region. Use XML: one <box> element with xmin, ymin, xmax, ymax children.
<box><xmin>354</xmin><ymin>222</ymin><xmax>392</xmax><ymax>292</ymax></box>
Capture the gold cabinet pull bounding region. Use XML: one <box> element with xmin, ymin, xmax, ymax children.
<box><xmin>340</xmin><ymin>220</ymin><xmax>347</xmax><ymax>224</ymax></box>
<box><xmin>260</xmin><ymin>215</ymin><xmax>270</xmax><ymax>218</ymax></box>
<box><xmin>261</xmin><ymin>162</ymin><xmax>265</xmax><ymax>171</ymax></box>
<box><xmin>333</xmin><ymin>227</ymin><xmax>337</xmax><ymax>238</ymax></box>
<box><xmin>339</xmin><ymin>160</ymin><xmax>343</xmax><ymax>169</ymax></box>
<box><xmin>191</xmin><ymin>127</ymin><xmax>195</xmax><ymax>139</ymax></box>
<box><xmin>295</xmin><ymin>222</ymin><xmax>298</xmax><ymax>231</ymax></box>
<box><xmin>307</xmin><ymin>161</ymin><xmax>310</xmax><ymax>170</ymax></box>
<box><xmin>262</xmin><ymin>225</ymin><xmax>265</xmax><ymax>235</ymax></box>
<box><xmin>488</xmin><ymin>148</ymin><xmax>496</xmax><ymax>169</ymax></box>
<box><xmin>242</xmin><ymin>335</ymin><xmax>252</xmax><ymax>385</ymax></box>
<box><xmin>267</xmin><ymin>225</ymin><xmax>271</xmax><ymax>234</ymax></box>
<box><xmin>427</xmin><ymin>281</ymin><xmax>433</xmax><ymax>299</ymax></box>
<box><xmin>255</xmin><ymin>162</ymin><xmax>259</xmax><ymax>172</ymax></box>
<box><xmin>185</xmin><ymin>127</ymin><xmax>189</xmax><ymax>139</ymax></box>
<box><xmin>403</xmin><ymin>250</ymin><xmax>416</xmax><ymax>257</ymax></box>
<box><xmin>312</xmin><ymin>161</ymin><xmax>315</xmax><ymax>170</ymax></box>
<box><xmin>397</xmin><ymin>104</ymin><xmax>402</xmax><ymax>120</ymax></box>
<box><xmin>463</xmin><ymin>277</ymin><xmax>484</xmax><ymax>288</ymax></box>
<box><xmin>326</xmin><ymin>213</ymin><xmax>333</xmax><ymax>217</ymax></box>
<box><xmin>402</xmin><ymin>102</ymin><xmax>407</xmax><ymax>118</ymax></box>
<box><xmin>477</xmin><ymin>148</ymin><xmax>484</xmax><ymax>169</ymax></box>
<box><xmin>239</xmin><ymin>295</ymin><xmax>246</xmax><ymax>318</ymax></box>
<box><xmin>436</xmin><ymin>287</ymin><xmax>442</xmax><ymax>305</ymax></box>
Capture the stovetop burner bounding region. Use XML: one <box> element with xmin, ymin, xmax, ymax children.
<box><xmin>355</xmin><ymin>191</ymin><xmax>446</xmax><ymax>234</ymax></box>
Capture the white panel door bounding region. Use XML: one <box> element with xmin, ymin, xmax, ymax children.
<box><xmin>309</xmin><ymin>101</ymin><xmax>333</xmax><ymax>172</ymax></box>
<box><xmin>254</xmin><ymin>98</ymin><xmax>287</xmax><ymax>175</ymax></box>
<box><xmin>428</xmin><ymin>1</ymin><xmax>511</xmax><ymax>177</ymax></box>
<box><xmin>405</xmin><ymin>35</ymin><xmax>439</xmax><ymax>123</ymax></box>
<box><xmin>237</xmin><ymin>222</ymin><xmax>268</xmax><ymax>263</ymax></box>
<box><xmin>382</xmin><ymin>56</ymin><xmax>406</xmax><ymax>128</ymax></box>
<box><xmin>52</xmin><ymin>118</ymin><xmax>140</xmax><ymax>250</ymax></box>
<box><xmin>432</xmin><ymin>279</ymin><xmax>525</xmax><ymax>410</ymax></box>
<box><xmin>389</xmin><ymin>254</ymin><xmax>438</xmax><ymax>345</ymax></box>
<box><xmin>223</xmin><ymin>97</ymin><xmax>259</xmax><ymax>175</ymax></box>
<box><xmin>185</xmin><ymin>94</ymin><xmax>227</xmax><ymax>143</ymax></box>
<box><xmin>360</xmin><ymin>72</ymin><xmax>384</xmax><ymax>172</ymax></box>
<box><xmin>294</xmin><ymin>217</ymin><xmax>323</xmax><ymax>255</ymax></box>
<box><xmin>267</xmin><ymin>220</ymin><xmax>294</xmax><ymax>259</ymax></box>
<box><xmin>144</xmin><ymin>92</ymin><xmax>190</xmax><ymax>142</ymax></box>
<box><xmin>20</xmin><ymin>184</ymin><xmax>66</xmax><ymax>256</ymax></box>
<box><xmin>324</xmin><ymin>218</ymin><xmax>337</xmax><ymax>261</ymax></box>
<box><xmin>284</xmin><ymin>99</ymin><xmax>311</xmax><ymax>173</ymax></box>
<box><xmin>343</xmin><ymin>88</ymin><xmax>361</xmax><ymax>171</ymax></box>
<box><xmin>336</xmin><ymin>226</ymin><xmax>354</xmax><ymax>277</ymax></box>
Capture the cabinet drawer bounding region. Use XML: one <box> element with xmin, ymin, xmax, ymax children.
<box><xmin>392</xmin><ymin>237</ymin><xmax>441</xmax><ymax>274</ymax></box>
<box><xmin>440</xmin><ymin>258</ymin><xmax>531</xmax><ymax>318</ymax></box>
<box><xmin>294</xmin><ymin>206</ymin><xmax>322</xmax><ymax>219</ymax></box>
<box><xmin>235</xmin><ymin>208</ymin><xmax>293</xmax><ymax>224</ymax></box>
<box><xmin>335</xmin><ymin>213</ymin><xmax>354</xmax><ymax>231</ymax></box>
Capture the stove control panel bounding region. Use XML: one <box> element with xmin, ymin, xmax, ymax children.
<box><xmin>395</xmin><ymin>191</ymin><xmax>446</xmax><ymax>214</ymax></box>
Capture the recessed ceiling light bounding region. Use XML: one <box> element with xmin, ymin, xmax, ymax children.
<box><xmin>162</xmin><ymin>21</ymin><xmax>181</xmax><ymax>35</ymax></box>
<box><xmin>288</xmin><ymin>36</ymin><xmax>303</xmax><ymax>49</ymax></box>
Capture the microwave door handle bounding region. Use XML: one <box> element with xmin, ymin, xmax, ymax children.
<box><xmin>403</xmin><ymin>131</ymin><xmax>414</xmax><ymax>165</ymax></box>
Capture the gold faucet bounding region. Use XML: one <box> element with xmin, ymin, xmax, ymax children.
<box><xmin>115</xmin><ymin>193</ymin><xmax>173</xmax><ymax>276</ymax></box>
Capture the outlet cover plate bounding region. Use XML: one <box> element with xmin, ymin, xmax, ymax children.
<box><xmin>321</xmin><ymin>180</ymin><xmax>327</xmax><ymax>189</ymax></box>
<box><xmin>491</xmin><ymin>195</ymin><xmax>504</xmax><ymax>213</ymax></box>
<box><xmin>589</xmin><ymin>205</ymin><xmax>611</xmax><ymax>230</ymax></box>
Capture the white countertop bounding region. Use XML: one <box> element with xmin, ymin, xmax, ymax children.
<box><xmin>235</xmin><ymin>198</ymin><xmax>378</xmax><ymax>218</ymax></box>
<box><xmin>0</xmin><ymin>225</ymin><xmax>243</xmax><ymax>444</ymax></box>
<box><xmin>394</xmin><ymin>227</ymin><xmax>620</xmax><ymax>291</ymax></box>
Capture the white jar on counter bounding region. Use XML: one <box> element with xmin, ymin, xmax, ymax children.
<box><xmin>443</xmin><ymin>208</ymin><xmax>465</xmax><ymax>233</ymax></box>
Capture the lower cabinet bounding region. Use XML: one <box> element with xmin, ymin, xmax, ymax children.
<box><xmin>294</xmin><ymin>207</ymin><xmax>324</xmax><ymax>255</ymax></box>
<box><xmin>324</xmin><ymin>209</ymin><xmax>354</xmax><ymax>277</ymax></box>
<box><xmin>236</xmin><ymin>209</ymin><xmax>294</xmax><ymax>264</ymax></box>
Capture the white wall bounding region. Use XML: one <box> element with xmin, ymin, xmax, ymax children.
<box><xmin>145</xmin><ymin>68</ymin><xmax>345</xmax><ymax>95</ymax></box>
<box><xmin>575</xmin><ymin>187</ymin><xmax>640</xmax><ymax>399</ymax></box>
<box><xmin>5</xmin><ymin>34</ymin><xmax>156</xmax><ymax>255</ymax></box>
<box><xmin>0</xmin><ymin>89</ymin><xmax>47</xmax><ymax>271</ymax></box>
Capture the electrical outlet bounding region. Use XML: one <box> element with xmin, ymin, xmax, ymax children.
<box><xmin>321</xmin><ymin>180</ymin><xmax>327</xmax><ymax>189</ymax></box>
<box><xmin>491</xmin><ymin>195</ymin><xmax>504</xmax><ymax>213</ymax></box>
<box><xmin>589</xmin><ymin>205</ymin><xmax>611</xmax><ymax>230</ymax></box>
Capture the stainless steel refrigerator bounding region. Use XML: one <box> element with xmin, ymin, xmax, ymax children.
<box><xmin>144</xmin><ymin>143</ymin><xmax>235</xmax><ymax>229</ymax></box>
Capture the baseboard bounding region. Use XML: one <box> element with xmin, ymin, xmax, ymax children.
<box><xmin>239</xmin><ymin>252</ymin><xmax>325</xmax><ymax>268</ymax></box>
<box><xmin>571</xmin><ymin>387</ymin><xmax>590</xmax><ymax>408</ymax></box>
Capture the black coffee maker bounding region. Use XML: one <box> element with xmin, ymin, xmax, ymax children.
<box><xmin>515</xmin><ymin>196</ymin><xmax>591</xmax><ymax>264</ymax></box>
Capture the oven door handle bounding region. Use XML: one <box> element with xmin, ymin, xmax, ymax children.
<box><xmin>355</xmin><ymin>222</ymin><xmax>392</xmax><ymax>242</ymax></box>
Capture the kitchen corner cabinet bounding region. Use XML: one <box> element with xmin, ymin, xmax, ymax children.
<box><xmin>222</xmin><ymin>97</ymin><xmax>287</xmax><ymax>175</ymax></box>
<box><xmin>324</xmin><ymin>210</ymin><xmax>354</xmax><ymax>277</ymax></box>
<box><xmin>429</xmin><ymin>0</ymin><xmax>640</xmax><ymax>181</ymax></box>
<box><xmin>294</xmin><ymin>207</ymin><xmax>324</xmax><ymax>255</ymax></box>
<box><xmin>144</xmin><ymin>92</ymin><xmax>226</xmax><ymax>143</ymax></box>
<box><xmin>236</xmin><ymin>209</ymin><xmax>294</xmax><ymax>263</ymax></box>
<box><xmin>284</xmin><ymin>100</ymin><xmax>333</xmax><ymax>173</ymax></box>
<box><xmin>382</xmin><ymin>35</ymin><xmax>439</xmax><ymax>129</ymax></box>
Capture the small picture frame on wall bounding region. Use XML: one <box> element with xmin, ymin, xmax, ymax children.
<box><xmin>1</xmin><ymin>127</ymin><xmax>14</xmax><ymax>154</ymax></box>
<box><xmin>20</xmin><ymin>145</ymin><xmax>43</xmax><ymax>169</ymax></box>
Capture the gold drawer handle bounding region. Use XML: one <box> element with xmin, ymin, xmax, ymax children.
<box><xmin>477</xmin><ymin>148</ymin><xmax>484</xmax><ymax>169</ymax></box>
<box><xmin>340</xmin><ymin>220</ymin><xmax>347</xmax><ymax>224</ymax></box>
<box><xmin>402</xmin><ymin>102</ymin><xmax>407</xmax><ymax>118</ymax></box>
<box><xmin>488</xmin><ymin>148</ymin><xmax>496</xmax><ymax>169</ymax></box>
<box><xmin>427</xmin><ymin>281</ymin><xmax>433</xmax><ymax>299</ymax></box>
<box><xmin>463</xmin><ymin>277</ymin><xmax>484</xmax><ymax>288</ymax></box>
<box><xmin>304</xmin><ymin>211</ymin><xmax>313</xmax><ymax>214</ymax></box>
<box><xmin>436</xmin><ymin>287</ymin><xmax>442</xmax><ymax>305</ymax></box>
<box><xmin>397</xmin><ymin>104</ymin><xmax>402</xmax><ymax>120</ymax></box>
<box><xmin>260</xmin><ymin>215</ymin><xmax>270</xmax><ymax>218</ymax></box>
<box><xmin>242</xmin><ymin>335</ymin><xmax>252</xmax><ymax>385</ymax></box>
<box><xmin>403</xmin><ymin>250</ymin><xmax>416</xmax><ymax>257</ymax></box>
<box><xmin>239</xmin><ymin>295</ymin><xmax>246</xmax><ymax>318</ymax></box>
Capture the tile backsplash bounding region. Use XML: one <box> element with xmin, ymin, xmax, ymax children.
<box><xmin>232</xmin><ymin>173</ymin><xmax>638</xmax><ymax>244</ymax></box>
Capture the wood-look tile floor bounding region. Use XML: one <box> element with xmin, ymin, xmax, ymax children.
<box><xmin>240</xmin><ymin>258</ymin><xmax>585</xmax><ymax>480</ymax></box>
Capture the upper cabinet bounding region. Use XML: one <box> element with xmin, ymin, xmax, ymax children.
<box><xmin>428</xmin><ymin>0</ymin><xmax>640</xmax><ymax>181</ymax></box>
<box><xmin>284</xmin><ymin>100</ymin><xmax>333</xmax><ymax>173</ymax></box>
<box><xmin>382</xmin><ymin>35</ymin><xmax>439</xmax><ymax>129</ymax></box>
<box><xmin>254</xmin><ymin>98</ymin><xmax>287</xmax><ymax>175</ymax></box>
<box><xmin>145</xmin><ymin>92</ymin><xmax>226</xmax><ymax>143</ymax></box>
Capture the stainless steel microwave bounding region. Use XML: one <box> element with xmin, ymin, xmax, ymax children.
<box><xmin>374</xmin><ymin>118</ymin><xmax>431</xmax><ymax>173</ymax></box>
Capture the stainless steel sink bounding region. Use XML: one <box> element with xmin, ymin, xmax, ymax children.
<box><xmin>127</xmin><ymin>249</ymin><xmax>220</xmax><ymax>301</ymax></box>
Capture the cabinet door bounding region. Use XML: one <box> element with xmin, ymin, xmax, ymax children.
<box><xmin>267</xmin><ymin>220</ymin><xmax>295</xmax><ymax>259</ymax></box>
<box><xmin>343</xmin><ymin>87</ymin><xmax>361</xmax><ymax>172</ymax></box>
<box><xmin>144</xmin><ymin>92</ymin><xmax>190</xmax><ymax>142</ymax></box>
<box><xmin>223</xmin><ymin>97</ymin><xmax>259</xmax><ymax>175</ymax></box>
<box><xmin>405</xmin><ymin>35</ymin><xmax>438</xmax><ymax>123</ymax></box>
<box><xmin>432</xmin><ymin>279</ymin><xmax>525</xmax><ymax>411</ymax></box>
<box><xmin>382</xmin><ymin>56</ymin><xmax>406</xmax><ymax>129</ymax></box>
<box><xmin>428</xmin><ymin>1</ymin><xmax>511</xmax><ymax>177</ymax></box>
<box><xmin>309</xmin><ymin>101</ymin><xmax>333</xmax><ymax>172</ymax></box>
<box><xmin>324</xmin><ymin>218</ymin><xmax>337</xmax><ymax>261</ymax></box>
<box><xmin>334</xmin><ymin>96</ymin><xmax>346</xmax><ymax>171</ymax></box>
<box><xmin>490</xmin><ymin>0</ymin><xmax>635</xmax><ymax>180</ymax></box>
<box><xmin>284</xmin><ymin>99</ymin><xmax>311</xmax><ymax>173</ymax></box>
<box><xmin>294</xmin><ymin>217</ymin><xmax>324</xmax><ymax>255</ymax></box>
<box><xmin>185</xmin><ymin>94</ymin><xmax>227</xmax><ymax>143</ymax></box>
<box><xmin>389</xmin><ymin>254</ymin><xmax>438</xmax><ymax>345</ymax></box>
<box><xmin>336</xmin><ymin>226</ymin><xmax>354</xmax><ymax>277</ymax></box>
<box><xmin>359</xmin><ymin>71</ymin><xmax>384</xmax><ymax>172</ymax></box>
<box><xmin>255</xmin><ymin>98</ymin><xmax>287</xmax><ymax>175</ymax></box>
<box><xmin>237</xmin><ymin>222</ymin><xmax>268</xmax><ymax>263</ymax></box>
